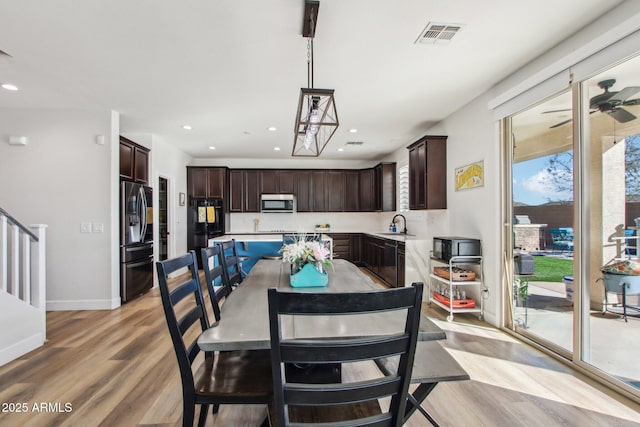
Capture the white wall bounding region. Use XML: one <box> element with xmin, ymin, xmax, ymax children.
<box><xmin>150</xmin><ymin>135</ymin><xmax>191</xmax><ymax>260</ymax></box>
<box><xmin>0</xmin><ymin>109</ymin><xmax>119</xmax><ymax>309</ymax></box>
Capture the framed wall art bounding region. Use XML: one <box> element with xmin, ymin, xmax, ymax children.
<box><xmin>455</xmin><ymin>160</ymin><xmax>484</xmax><ymax>191</ymax></box>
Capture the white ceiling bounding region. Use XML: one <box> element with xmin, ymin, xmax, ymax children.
<box><xmin>0</xmin><ymin>0</ymin><xmax>624</xmax><ymax>161</ymax></box>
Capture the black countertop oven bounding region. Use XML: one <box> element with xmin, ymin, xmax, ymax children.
<box><xmin>433</xmin><ymin>237</ymin><xmax>481</xmax><ymax>262</ymax></box>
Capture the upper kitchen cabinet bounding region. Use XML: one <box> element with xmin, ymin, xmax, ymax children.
<box><xmin>359</xmin><ymin>169</ymin><xmax>375</xmax><ymax>211</ymax></box>
<box><xmin>119</xmin><ymin>136</ymin><xmax>149</xmax><ymax>184</ymax></box>
<box><xmin>260</xmin><ymin>170</ymin><xmax>296</xmax><ymax>194</ymax></box>
<box><xmin>408</xmin><ymin>135</ymin><xmax>446</xmax><ymax>210</ymax></box>
<box><xmin>294</xmin><ymin>171</ymin><xmax>312</xmax><ymax>212</ymax></box>
<box><xmin>344</xmin><ymin>170</ymin><xmax>359</xmax><ymax>211</ymax></box>
<box><xmin>326</xmin><ymin>171</ymin><xmax>345</xmax><ymax>212</ymax></box>
<box><xmin>376</xmin><ymin>162</ymin><xmax>396</xmax><ymax>212</ymax></box>
<box><xmin>229</xmin><ymin>169</ymin><xmax>260</xmax><ymax>212</ymax></box>
<box><xmin>187</xmin><ymin>167</ymin><xmax>227</xmax><ymax>199</ymax></box>
<box><xmin>311</xmin><ymin>171</ymin><xmax>327</xmax><ymax>212</ymax></box>
<box><xmin>359</xmin><ymin>163</ymin><xmax>396</xmax><ymax>212</ymax></box>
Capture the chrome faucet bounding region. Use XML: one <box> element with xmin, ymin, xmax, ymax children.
<box><xmin>392</xmin><ymin>214</ymin><xmax>408</xmax><ymax>234</ymax></box>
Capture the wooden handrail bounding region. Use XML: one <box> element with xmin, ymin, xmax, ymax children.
<box><xmin>0</xmin><ymin>207</ymin><xmax>38</xmax><ymax>242</ymax></box>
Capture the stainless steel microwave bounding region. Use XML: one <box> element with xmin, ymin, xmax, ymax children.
<box><xmin>260</xmin><ymin>194</ymin><xmax>296</xmax><ymax>213</ymax></box>
<box><xmin>433</xmin><ymin>236</ymin><xmax>481</xmax><ymax>262</ymax></box>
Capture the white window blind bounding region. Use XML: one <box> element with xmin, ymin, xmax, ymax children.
<box><xmin>398</xmin><ymin>165</ymin><xmax>409</xmax><ymax>212</ymax></box>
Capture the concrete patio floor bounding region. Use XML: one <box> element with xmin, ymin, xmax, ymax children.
<box><xmin>514</xmin><ymin>280</ymin><xmax>640</xmax><ymax>389</ymax></box>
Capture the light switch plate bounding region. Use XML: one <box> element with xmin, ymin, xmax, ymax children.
<box><xmin>92</xmin><ymin>223</ymin><xmax>104</xmax><ymax>233</ymax></box>
<box><xmin>80</xmin><ymin>222</ymin><xmax>92</xmax><ymax>233</ymax></box>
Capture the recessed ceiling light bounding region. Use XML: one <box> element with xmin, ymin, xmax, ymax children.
<box><xmin>1</xmin><ymin>83</ymin><xmax>18</xmax><ymax>91</ymax></box>
<box><xmin>337</xmin><ymin>148</ymin><xmax>344</xmax><ymax>152</ymax></box>
<box><xmin>274</xmin><ymin>147</ymin><xmax>281</xmax><ymax>151</ymax></box>
<box><xmin>268</xmin><ymin>126</ymin><xmax>277</xmax><ymax>132</ymax></box>
<box><xmin>349</xmin><ymin>128</ymin><xmax>358</xmax><ymax>133</ymax></box>
<box><xmin>208</xmin><ymin>146</ymin><xmax>216</xmax><ymax>150</ymax></box>
<box><xmin>182</xmin><ymin>125</ymin><xmax>192</xmax><ymax>130</ymax></box>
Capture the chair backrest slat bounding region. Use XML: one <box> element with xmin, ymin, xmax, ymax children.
<box><xmin>268</xmin><ymin>282</ymin><xmax>423</xmax><ymax>427</ymax></box>
<box><xmin>156</xmin><ymin>251</ymin><xmax>209</xmax><ymax>396</ymax></box>
<box><xmin>201</xmin><ymin>244</ymin><xmax>232</xmax><ymax>321</ymax></box>
<box><xmin>219</xmin><ymin>239</ymin><xmax>243</xmax><ymax>288</ymax></box>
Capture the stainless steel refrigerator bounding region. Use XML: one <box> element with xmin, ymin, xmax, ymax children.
<box><xmin>120</xmin><ymin>181</ymin><xmax>153</xmax><ymax>303</ymax></box>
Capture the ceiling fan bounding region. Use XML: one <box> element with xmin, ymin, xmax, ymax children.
<box><xmin>544</xmin><ymin>79</ymin><xmax>640</xmax><ymax>128</ymax></box>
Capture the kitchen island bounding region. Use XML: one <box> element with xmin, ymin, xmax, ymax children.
<box><xmin>208</xmin><ymin>233</ymin><xmax>333</xmax><ymax>274</ymax></box>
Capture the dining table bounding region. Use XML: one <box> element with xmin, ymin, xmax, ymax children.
<box><xmin>197</xmin><ymin>258</ymin><xmax>468</xmax><ymax>426</ymax></box>
<box><xmin>198</xmin><ymin>259</ymin><xmax>446</xmax><ymax>351</ymax></box>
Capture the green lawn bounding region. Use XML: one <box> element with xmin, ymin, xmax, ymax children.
<box><xmin>528</xmin><ymin>256</ymin><xmax>573</xmax><ymax>282</ymax></box>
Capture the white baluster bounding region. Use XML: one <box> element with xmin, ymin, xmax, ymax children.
<box><xmin>0</xmin><ymin>215</ymin><xmax>6</xmax><ymax>292</ymax></box>
<box><xmin>11</xmin><ymin>224</ymin><xmax>20</xmax><ymax>297</ymax></box>
<box><xmin>22</xmin><ymin>233</ymin><xmax>30</xmax><ymax>304</ymax></box>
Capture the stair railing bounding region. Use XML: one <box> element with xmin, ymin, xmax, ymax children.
<box><xmin>0</xmin><ymin>207</ymin><xmax>47</xmax><ymax>334</ymax></box>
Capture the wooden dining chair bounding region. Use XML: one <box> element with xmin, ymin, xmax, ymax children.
<box><xmin>267</xmin><ymin>283</ymin><xmax>423</xmax><ymax>427</ymax></box>
<box><xmin>200</xmin><ymin>245</ymin><xmax>231</xmax><ymax>322</ymax></box>
<box><xmin>156</xmin><ymin>251</ymin><xmax>273</xmax><ymax>427</ymax></box>
<box><xmin>219</xmin><ymin>239</ymin><xmax>244</xmax><ymax>289</ymax></box>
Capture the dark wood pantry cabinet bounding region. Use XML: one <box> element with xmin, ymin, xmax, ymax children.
<box><xmin>407</xmin><ymin>135</ymin><xmax>447</xmax><ymax>210</ymax></box>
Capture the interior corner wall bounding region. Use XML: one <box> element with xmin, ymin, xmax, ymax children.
<box><xmin>425</xmin><ymin>93</ymin><xmax>501</xmax><ymax>326</ymax></box>
<box><xmin>0</xmin><ymin>108</ymin><xmax>116</xmax><ymax>310</ymax></box>
<box><xmin>150</xmin><ymin>135</ymin><xmax>191</xmax><ymax>261</ymax></box>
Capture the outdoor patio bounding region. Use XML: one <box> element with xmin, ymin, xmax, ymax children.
<box><xmin>514</xmin><ymin>278</ymin><xmax>640</xmax><ymax>388</ymax></box>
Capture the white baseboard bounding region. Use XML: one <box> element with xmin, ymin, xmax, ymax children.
<box><xmin>47</xmin><ymin>297</ymin><xmax>121</xmax><ymax>311</ymax></box>
<box><xmin>0</xmin><ymin>332</ymin><xmax>44</xmax><ymax>367</ymax></box>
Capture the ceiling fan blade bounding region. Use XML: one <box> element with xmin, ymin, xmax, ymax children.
<box><xmin>550</xmin><ymin>118</ymin><xmax>572</xmax><ymax>129</ymax></box>
<box><xmin>542</xmin><ymin>108</ymin><xmax>571</xmax><ymax>114</ymax></box>
<box><xmin>623</xmin><ymin>98</ymin><xmax>640</xmax><ymax>106</ymax></box>
<box><xmin>607</xmin><ymin>108</ymin><xmax>637</xmax><ymax>123</ymax></box>
<box><xmin>609</xmin><ymin>86</ymin><xmax>640</xmax><ymax>103</ymax></box>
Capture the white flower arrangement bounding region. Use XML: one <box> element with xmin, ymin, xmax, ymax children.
<box><xmin>280</xmin><ymin>235</ymin><xmax>333</xmax><ymax>273</ymax></box>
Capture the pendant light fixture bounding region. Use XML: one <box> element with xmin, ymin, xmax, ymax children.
<box><xmin>292</xmin><ymin>0</ymin><xmax>339</xmax><ymax>157</ymax></box>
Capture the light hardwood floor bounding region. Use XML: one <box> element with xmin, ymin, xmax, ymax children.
<box><xmin>1</xmin><ymin>274</ymin><xmax>639</xmax><ymax>427</ymax></box>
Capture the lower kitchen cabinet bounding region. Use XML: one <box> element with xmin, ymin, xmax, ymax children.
<box><xmin>329</xmin><ymin>233</ymin><xmax>350</xmax><ymax>261</ymax></box>
<box><xmin>360</xmin><ymin>234</ymin><xmax>405</xmax><ymax>288</ymax></box>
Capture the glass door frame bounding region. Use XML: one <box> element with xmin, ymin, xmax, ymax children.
<box><xmin>501</xmin><ymin>88</ymin><xmax>575</xmax><ymax>361</ymax></box>
<box><xmin>501</xmin><ymin>79</ymin><xmax>640</xmax><ymax>401</ymax></box>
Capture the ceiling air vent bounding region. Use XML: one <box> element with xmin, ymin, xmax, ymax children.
<box><xmin>345</xmin><ymin>141</ymin><xmax>364</xmax><ymax>146</ymax></box>
<box><xmin>415</xmin><ymin>22</ymin><xmax>464</xmax><ymax>45</ymax></box>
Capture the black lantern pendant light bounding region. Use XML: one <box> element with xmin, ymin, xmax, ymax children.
<box><xmin>292</xmin><ymin>0</ymin><xmax>339</xmax><ymax>157</ymax></box>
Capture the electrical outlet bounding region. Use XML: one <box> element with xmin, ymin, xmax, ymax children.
<box><xmin>80</xmin><ymin>222</ymin><xmax>92</xmax><ymax>233</ymax></box>
<box><xmin>92</xmin><ymin>223</ymin><xmax>104</xmax><ymax>233</ymax></box>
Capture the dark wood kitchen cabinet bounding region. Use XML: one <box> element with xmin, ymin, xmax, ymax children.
<box><xmin>259</xmin><ymin>170</ymin><xmax>296</xmax><ymax>194</ymax></box>
<box><xmin>344</xmin><ymin>170</ymin><xmax>359</xmax><ymax>211</ymax></box>
<box><xmin>329</xmin><ymin>233</ymin><xmax>350</xmax><ymax>260</ymax></box>
<box><xmin>408</xmin><ymin>135</ymin><xmax>447</xmax><ymax>210</ymax></box>
<box><xmin>119</xmin><ymin>136</ymin><xmax>149</xmax><ymax>184</ymax></box>
<box><xmin>187</xmin><ymin>167</ymin><xmax>226</xmax><ymax>199</ymax></box>
<box><xmin>381</xmin><ymin>239</ymin><xmax>398</xmax><ymax>287</ymax></box>
<box><xmin>326</xmin><ymin>171</ymin><xmax>344</xmax><ymax>212</ymax></box>
<box><xmin>359</xmin><ymin>169</ymin><xmax>375</xmax><ymax>211</ymax></box>
<box><xmin>397</xmin><ymin>242</ymin><xmax>406</xmax><ymax>287</ymax></box>
<box><xmin>229</xmin><ymin>169</ymin><xmax>259</xmax><ymax>212</ymax></box>
<box><xmin>294</xmin><ymin>171</ymin><xmax>312</xmax><ymax>212</ymax></box>
<box><xmin>376</xmin><ymin>162</ymin><xmax>396</xmax><ymax>212</ymax></box>
<box><xmin>312</xmin><ymin>171</ymin><xmax>327</xmax><ymax>212</ymax></box>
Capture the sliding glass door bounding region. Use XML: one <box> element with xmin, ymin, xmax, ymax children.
<box><xmin>581</xmin><ymin>56</ymin><xmax>640</xmax><ymax>391</ymax></box>
<box><xmin>506</xmin><ymin>90</ymin><xmax>574</xmax><ymax>355</ymax></box>
<box><xmin>504</xmin><ymin>53</ymin><xmax>640</xmax><ymax>396</ymax></box>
